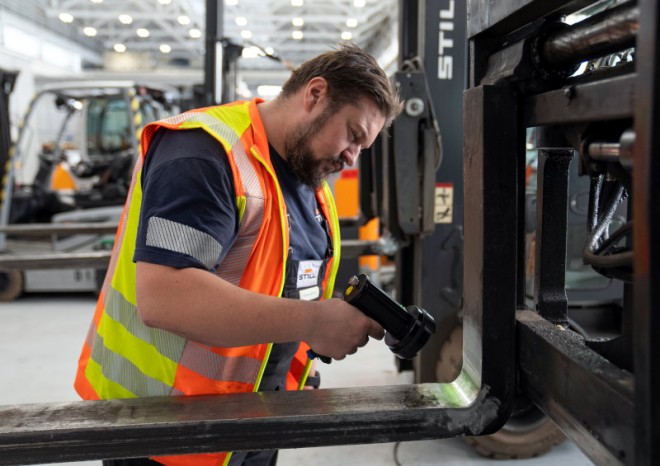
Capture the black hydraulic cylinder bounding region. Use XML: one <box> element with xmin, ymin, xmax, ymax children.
<box><xmin>541</xmin><ymin>2</ymin><xmax>638</xmax><ymax>70</ymax></box>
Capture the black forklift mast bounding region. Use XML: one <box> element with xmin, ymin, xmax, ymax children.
<box><xmin>359</xmin><ymin>0</ymin><xmax>467</xmax><ymax>379</ymax></box>
<box><xmin>393</xmin><ymin>0</ymin><xmax>468</xmax><ymax>381</ymax></box>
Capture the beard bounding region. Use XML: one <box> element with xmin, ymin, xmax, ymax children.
<box><xmin>284</xmin><ymin>108</ymin><xmax>344</xmax><ymax>189</ymax></box>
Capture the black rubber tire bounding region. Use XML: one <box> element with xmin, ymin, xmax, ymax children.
<box><xmin>436</xmin><ymin>323</ymin><xmax>566</xmax><ymax>459</ymax></box>
<box><xmin>0</xmin><ymin>270</ymin><xmax>24</xmax><ymax>302</ymax></box>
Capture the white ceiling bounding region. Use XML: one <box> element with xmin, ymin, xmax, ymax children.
<box><xmin>41</xmin><ymin>0</ymin><xmax>399</xmax><ymax>89</ymax></box>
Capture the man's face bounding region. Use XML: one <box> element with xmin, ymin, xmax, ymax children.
<box><xmin>285</xmin><ymin>96</ymin><xmax>385</xmax><ymax>189</ymax></box>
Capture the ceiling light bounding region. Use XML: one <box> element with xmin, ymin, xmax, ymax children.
<box><xmin>189</xmin><ymin>28</ymin><xmax>202</xmax><ymax>38</ymax></box>
<box><xmin>265</xmin><ymin>47</ymin><xmax>274</xmax><ymax>55</ymax></box>
<box><xmin>158</xmin><ymin>0</ymin><xmax>172</xmax><ymax>4</ymax></box>
<box><xmin>177</xmin><ymin>15</ymin><xmax>191</xmax><ymax>25</ymax></box>
<box><xmin>136</xmin><ymin>28</ymin><xmax>150</xmax><ymax>38</ymax></box>
<box><xmin>292</xmin><ymin>30</ymin><xmax>303</xmax><ymax>40</ymax></box>
<box><xmin>90</xmin><ymin>0</ymin><xmax>103</xmax><ymax>3</ymax></box>
<box><xmin>235</xmin><ymin>16</ymin><xmax>248</xmax><ymax>26</ymax></box>
<box><xmin>353</xmin><ymin>0</ymin><xmax>366</xmax><ymax>7</ymax></box>
<box><xmin>83</xmin><ymin>26</ymin><xmax>97</xmax><ymax>37</ymax></box>
<box><xmin>226</xmin><ymin>0</ymin><xmax>238</xmax><ymax>5</ymax></box>
<box><xmin>241</xmin><ymin>30</ymin><xmax>253</xmax><ymax>39</ymax></box>
<box><xmin>160</xmin><ymin>44</ymin><xmax>171</xmax><ymax>53</ymax></box>
<box><xmin>291</xmin><ymin>0</ymin><xmax>303</xmax><ymax>6</ymax></box>
<box><xmin>118</xmin><ymin>14</ymin><xmax>133</xmax><ymax>25</ymax></box>
<box><xmin>113</xmin><ymin>43</ymin><xmax>126</xmax><ymax>53</ymax></box>
<box><xmin>242</xmin><ymin>46</ymin><xmax>261</xmax><ymax>58</ymax></box>
<box><xmin>292</xmin><ymin>17</ymin><xmax>304</xmax><ymax>27</ymax></box>
<box><xmin>341</xmin><ymin>31</ymin><xmax>353</xmax><ymax>40</ymax></box>
<box><xmin>58</xmin><ymin>12</ymin><xmax>74</xmax><ymax>23</ymax></box>
<box><xmin>346</xmin><ymin>18</ymin><xmax>358</xmax><ymax>28</ymax></box>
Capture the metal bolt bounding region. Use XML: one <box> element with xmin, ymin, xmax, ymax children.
<box><xmin>405</xmin><ymin>97</ymin><xmax>425</xmax><ymax>117</ymax></box>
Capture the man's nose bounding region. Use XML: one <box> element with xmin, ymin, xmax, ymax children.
<box><xmin>343</xmin><ymin>145</ymin><xmax>361</xmax><ymax>167</ymax></box>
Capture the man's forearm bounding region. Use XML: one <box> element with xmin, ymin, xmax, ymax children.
<box><xmin>135</xmin><ymin>262</ymin><xmax>317</xmax><ymax>348</ymax></box>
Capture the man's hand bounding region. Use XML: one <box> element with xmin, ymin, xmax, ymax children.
<box><xmin>306</xmin><ymin>298</ymin><xmax>384</xmax><ymax>360</ymax></box>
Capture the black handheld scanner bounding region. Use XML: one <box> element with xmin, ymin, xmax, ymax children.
<box><xmin>343</xmin><ymin>274</ymin><xmax>436</xmax><ymax>360</ymax></box>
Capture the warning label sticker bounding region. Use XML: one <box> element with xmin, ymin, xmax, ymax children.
<box><xmin>434</xmin><ymin>182</ymin><xmax>454</xmax><ymax>224</ymax></box>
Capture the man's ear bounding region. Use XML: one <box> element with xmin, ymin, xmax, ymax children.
<box><xmin>303</xmin><ymin>77</ymin><xmax>328</xmax><ymax>113</ymax></box>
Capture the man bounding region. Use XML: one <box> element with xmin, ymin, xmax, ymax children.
<box><xmin>74</xmin><ymin>42</ymin><xmax>403</xmax><ymax>466</ymax></box>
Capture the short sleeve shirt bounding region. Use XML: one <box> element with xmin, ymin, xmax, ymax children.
<box><xmin>135</xmin><ymin>127</ymin><xmax>328</xmax><ymax>269</ymax></box>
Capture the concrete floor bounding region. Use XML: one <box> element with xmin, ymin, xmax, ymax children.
<box><xmin>0</xmin><ymin>293</ymin><xmax>594</xmax><ymax>466</ymax></box>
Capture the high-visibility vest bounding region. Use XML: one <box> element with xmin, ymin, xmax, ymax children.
<box><xmin>74</xmin><ymin>98</ymin><xmax>342</xmax><ymax>466</ymax></box>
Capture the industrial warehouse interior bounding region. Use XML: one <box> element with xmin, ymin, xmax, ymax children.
<box><xmin>0</xmin><ymin>1</ymin><xmax>656</xmax><ymax>466</ymax></box>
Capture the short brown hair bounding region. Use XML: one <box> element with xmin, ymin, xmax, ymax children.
<box><xmin>280</xmin><ymin>42</ymin><xmax>403</xmax><ymax>127</ymax></box>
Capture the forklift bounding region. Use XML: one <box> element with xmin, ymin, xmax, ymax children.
<box><xmin>0</xmin><ymin>80</ymin><xmax>179</xmax><ymax>301</ymax></box>
<box><xmin>357</xmin><ymin>0</ymin><xmax>630</xmax><ymax>459</ymax></box>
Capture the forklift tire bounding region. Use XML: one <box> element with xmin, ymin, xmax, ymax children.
<box><xmin>436</xmin><ymin>324</ymin><xmax>566</xmax><ymax>459</ymax></box>
<box><xmin>0</xmin><ymin>270</ymin><xmax>24</xmax><ymax>302</ymax></box>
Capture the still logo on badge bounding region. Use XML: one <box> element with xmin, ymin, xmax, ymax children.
<box><xmin>297</xmin><ymin>260</ymin><xmax>323</xmax><ymax>288</ymax></box>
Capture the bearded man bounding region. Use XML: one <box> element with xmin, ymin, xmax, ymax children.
<box><xmin>74</xmin><ymin>42</ymin><xmax>403</xmax><ymax>466</ymax></box>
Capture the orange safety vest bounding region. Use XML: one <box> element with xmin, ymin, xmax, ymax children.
<box><xmin>74</xmin><ymin>98</ymin><xmax>342</xmax><ymax>466</ymax></box>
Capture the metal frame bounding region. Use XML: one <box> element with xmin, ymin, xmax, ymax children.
<box><xmin>631</xmin><ymin>0</ymin><xmax>659</xmax><ymax>463</ymax></box>
<box><xmin>467</xmin><ymin>0</ymin><xmax>655</xmax><ymax>464</ymax></box>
